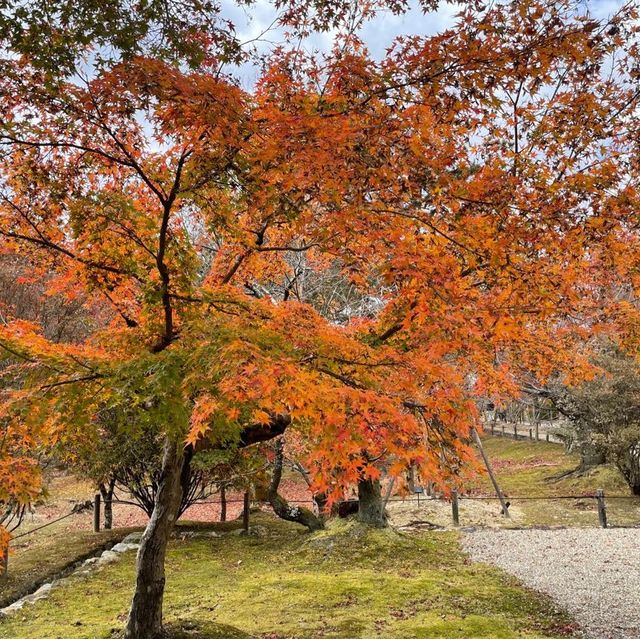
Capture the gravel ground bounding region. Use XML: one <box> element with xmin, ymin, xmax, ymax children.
<box><xmin>462</xmin><ymin>529</ymin><xmax>640</xmax><ymax>639</ymax></box>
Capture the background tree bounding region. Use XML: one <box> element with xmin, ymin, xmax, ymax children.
<box><xmin>64</xmin><ymin>411</ymin><xmax>219</xmax><ymax>527</ymax></box>
<box><xmin>539</xmin><ymin>344</ymin><xmax>640</xmax><ymax>493</ymax></box>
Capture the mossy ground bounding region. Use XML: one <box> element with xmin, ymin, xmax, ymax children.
<box><xmin>468</xmin><ymin>436</ymin><xmax>640</xmax><ymax>527</ymax></box>
<box><xmin>0</xmin><ymin>523</ymin><xmax>142</xmax><ymax>608</ymax></box>
<box><xmin>0</xmin><ymin>513</ymin><xmax>575</xmax><ymax>639</ymax></box>
<box><xmin>0</xmin><ymin>470</ymin><xmax>141</xmax><ymax>607</ymax></box>
<box><xmin>387</xmin><ymin>436</ymin><xmax>640</xmax><ymax>529</ymax></box>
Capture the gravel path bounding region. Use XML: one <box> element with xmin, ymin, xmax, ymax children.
<box><xmin>462</xmin><ymin>529</ymin><xmax>640</xmax><ymax>639</ymax></box>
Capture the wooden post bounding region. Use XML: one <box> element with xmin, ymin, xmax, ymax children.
<box><xmin>529</xmin><ymin>428</ymin><xmax>533</xmax><ymax>440</ymax></box>
<box><xmin>451</xmin><ymin>490</ymin><xmax>460</xmax><ymax>527</ymax></box>
<box><xmin>514</xmin><ymin>424</ymin><xmax>518</xmax><ymax>440</ymax></box>
<box><xmin>501</xmin><ymin>423</ymin><xmax>505</xmax><ymax>437</ymax></box>
<box><xmin>242</xmin><ymin>491</ymin><xmax>250</xmax><ymax>532</ymax></box>
<box><xmin>546</xmin><ymin>432</ymin><xmax>550</xmax><ymax>443</ymax></box>
<box><xmin>220</xmin><ymin>484</ymin><xmax>227</xmax><ymax>522</ymax></box>
<box><xmin>382</xmin><ymin>476</ymin><xmax>397</xmax><ymax>509</ymax></box>
<box><xmin>596</xmin><ymin>489</ymin><xmax>607</xmax><ymax>528</ymax></box>
<box><xmin>93</xmin><ymin>493</ymin><xmax>101</xmax><ymax>533</ymax></box>
<box><xmin>471</xmin><ymin>428</ymin><xmax>511</xmax><ymax>518</ymax></box>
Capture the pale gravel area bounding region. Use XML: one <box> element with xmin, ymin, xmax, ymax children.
<box><xmin>462</xmin><ymin>529</ymin><xmax>640</xmax><ymax>639</ymax></box>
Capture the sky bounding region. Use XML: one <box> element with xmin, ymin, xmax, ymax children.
<box><xmin>218</xmin><ymin>0</ymin><xmax>627</xmax><ymax>88</ymax></box>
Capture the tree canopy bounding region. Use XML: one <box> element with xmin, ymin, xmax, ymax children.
<box><xmin>0</xmin><ymin>0</ymin><xmax>639</xmax><ymax>636</ymax></box>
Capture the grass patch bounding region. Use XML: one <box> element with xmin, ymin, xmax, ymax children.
<box><xmin>0</xmin><ymin>513</ymin><xmax>574</xmax><ymax>639</ymax></box>
<box><xmin>0</xmin><ymin>524</ymin><xmax>141</xmax><ymax>608</ymax></box>
<box><xmin>153</xmin><ymin>621</ymin><xmax>253</xmax><ymax>638</ymax></box>
<box><xmin>468</xmin><ymin>436</ymin><xmax>640</xmax><ymax>527</ymax></box>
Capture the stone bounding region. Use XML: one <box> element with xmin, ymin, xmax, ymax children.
<box><xmin>99</xmin><ymin>550</ymin><xmax>120</xmax><ymax>564</ymax></box>
<box><xmin>24</xmin><ymin>583</ymin><xmax>52</xmax><ymax>603</ymax></box>
<box><xmin>121</xmin><ymin>532</ymin><xmax>144</xmax><ymax>544</ymax></box>
<box><xmin>111</xmin><ymin>542</ymin><xmax>139</xmax><ymax>553</ymax></box>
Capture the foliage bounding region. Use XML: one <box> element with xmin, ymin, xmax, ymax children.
<box><xmin>549</xmin><ymin>346</ymin><xmax>640</xmax><ymax>494</ymax></box>
<box><xmin>0</xmin><ymin>0</ymin><xmax>277</xmax><ymax>74</ymax></box>
<box><xmin>0</xmin><ymin>0</ymin><xmax>456</xmax><ymax>77</ymax></box>
<box><xmin>0</xmin><ymin>0</ymin><xmax>639</xmax><ymax>633</ymax></box>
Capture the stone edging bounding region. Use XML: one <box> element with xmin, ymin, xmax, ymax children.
<box><xmin>0</xmin><ymin>532</ymin><xmax>143</xmax><ymax>617</ymax></box>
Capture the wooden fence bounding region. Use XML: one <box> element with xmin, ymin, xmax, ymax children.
<box><xmin>3</xmin><ymin>488</ymin><xmax>635</xmax><ymax>577</ymax></box>
<box><xmin>485</xmin><ymin>419</ymin><xmax>564</xmax><ymax>444</ymax></box>
<box><xmin>447</xmin><ymin>489</ymin><xmax>613</xmax><ymax>528</ymax></box>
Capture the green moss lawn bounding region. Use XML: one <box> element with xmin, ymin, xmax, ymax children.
<box><xmin>0</xmin><ymin>524</ymin><xmax>141</xmax><ymax>609</ymax></box>
<box><xmin>467</xmin><ymin>436</ymin><xmax>640</xmax><ymax>527</ymax></box>
<box><xmin>0</xmin><ymin>513</ymin><xmax>575</xmax><ymax>639</ymax></box>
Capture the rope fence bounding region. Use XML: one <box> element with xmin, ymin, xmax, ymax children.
<box><xmin>3</xmin><ymin>487</ymin><xmax>638</xmax><ymax>577</ymax></box>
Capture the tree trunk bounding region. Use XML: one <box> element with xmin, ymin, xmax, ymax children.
<box><xmin>124</xmin><ymin>438</ymin><xmax>185</xmax><ymax>639</ymax></box>
<box><xmin>406</xmin><ymin>464</ymin><xmax>416</xmax><ymax>493</ymax></box>
<box><xmin>357</xmin><ymin>478</ymin><xmax>387</xmax><ymax>527</ymax></box>
<box><xmin>99</xmin><ymin>477</ymin><xmax>116</xmax><ymax>530</ymax></box>
<box><xmin>617</xmin><ymin>448</ymin><xmax>640</xmax><ymax>496</ymax></box>
<box><xmin>261</xmin><ymin>439</ymin><xmax>324</xmax><ymax>531</ymax></box>
<box><xmin>220</xmin><ymin>483</ymin><xmax>227</xmax><ymax>522</ymax></box>
<box><xmin>121</xmin><ymin>415</ymin><xmax>289</xmax><ymax>639</ymax></box>
<box><xmin>268</xmin><ymin>491</ymin><xmax>325</xmax><ymax>531</ymax></box>
<box><xmin>579</xmin><ymin>441</ymin><xmax>606</xmax><ymax>470</ymax></box>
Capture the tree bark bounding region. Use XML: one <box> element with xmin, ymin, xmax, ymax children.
<box><xmin>406</xmin><ymin>464</ymin><xmax>416</xmax><ymax>493</ymax></box>
<box><xmin>357</xmin><ymin>478</ymin><xmax>388</xmax><ymax>527</ymax></box>
<box><xmin>578</xmin><ymin>442</ymin><xmax>606</xmax><ymax>470</ymax></box>
<box><xmin>123</xmin><ymin>414</ymin><xmax>290</xmax><ymax>639</ymax></box>
<box><xmin>99</xmin><ymin>477</ymin><xmax>116</xmax><ymax>530</ymax></box>
<box><xmin>617</xmin><ymin>449</ymin><xmax>640</xmax><ymax>496</ymax></box>
<box><xmin>124</xmin><ymin>438</ymin><xmax>185</xmax><ymax>639</ymax></box>
<box><xmin>261</xmin><ymin>439</ymin><xmax>324</xmax><ymax>531</ymax></box>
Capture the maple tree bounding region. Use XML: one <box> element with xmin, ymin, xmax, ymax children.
<box><xmin>1</xmin><ymin>0</ymin><xmax>639</xmax><ymax>637</ymax></box>
<box><xmin>0</xmin><ymin>256</ymin><xmax>98</xmax><ymax>545</ymax></box>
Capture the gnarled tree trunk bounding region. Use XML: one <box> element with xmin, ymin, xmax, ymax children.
<box><xmin>357</xmin><ymin>478</ymin><xmax>387</xmax><ymax>527</ymax></box>
<box><xmin>261</xmin><ymin>439</ymin><xmax>324</xmax><ymax>531</ymax></box>
<box><xmin>617</xmin><ymin>446</ymin><xmax>640</xmax><ymax>495</ymax></box>
<box><xmin>124</xmin><ymin>437</ymin><xmax>185</xmax><ymax>639</ymax></box>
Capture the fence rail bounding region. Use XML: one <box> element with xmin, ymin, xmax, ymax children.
<box><xmin>3</xmin><ymin>487</ymin><xmax>638</xmax><ymax>577</ymax></box>
<box><xmin>484</xmin><ymin>420</ymin><xmax>565</xmax><ymax>443</ymax></box>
